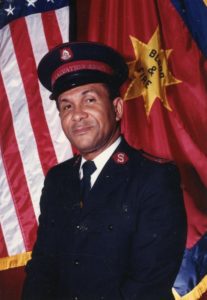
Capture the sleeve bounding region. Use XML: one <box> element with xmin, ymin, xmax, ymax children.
<box><xmin>22</xmin><ymin>169</ymin><xmax>59</xmax><ymax>300</ymax></box>
<box><xmin>120</xmin><ymin>163</ymin><xmax>187</xmax><ymax>300</ymax></box>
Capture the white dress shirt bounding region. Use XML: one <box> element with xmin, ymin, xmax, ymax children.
<box><xmin>79</xmin><ymin>136</ymin><xmax>121</xmax><ymax>188</ymax></box>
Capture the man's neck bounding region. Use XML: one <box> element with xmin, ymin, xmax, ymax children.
<box><xmin>81</xmin><ymin>130</ymin><xmax>121</xmax><ymax>160</ymax></box>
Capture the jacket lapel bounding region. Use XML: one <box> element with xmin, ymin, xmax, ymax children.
<box><xmin>61</xmin><ymin>155</ymin><xmax>82</xmax><ymax>212</ymax></box>
<box><xmin>81</xmin><ymin>138</ymin><xmax>133</xmax><ymax>216</ymax></box>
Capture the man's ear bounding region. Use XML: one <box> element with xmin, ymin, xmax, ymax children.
<box><xmin>113</xmin><ymin>97</ymin><xmax>124</xmax><ymax>121</ymax></box>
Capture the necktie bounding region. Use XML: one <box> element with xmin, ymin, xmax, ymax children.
<box><xmin>81</xmin><ymin>160</ymin><xmax>96</xmax><ymax>200</ymax></box>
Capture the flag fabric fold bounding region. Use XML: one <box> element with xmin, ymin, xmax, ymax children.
<box><xmin>0</xmin><ymin>0</ymin><xmax>73</xmax><ymax>271</ymax></box>
<box><xmin>1</xmin><ymin>0</ymin><xmax>207</xmax><ymax>299</ymax></box>
<box><xmin>171</xmin><ymin>0</ymin><xmax>207</xmax><ymax>58</ymax></box>
<box><xmin>76</xmin><ymin>0</ymin><xmax>207</xmax><ymax>299</ymax></box>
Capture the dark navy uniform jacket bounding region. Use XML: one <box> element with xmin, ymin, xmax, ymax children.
<box><xmin>22</xmin><ymin>139</ymin><xmax>187</xmax><ymax>300</ymax></box>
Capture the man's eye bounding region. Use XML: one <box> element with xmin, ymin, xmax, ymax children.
<box><xmin>86</xmin><ymin>98</ymin><xmax>96</xmax><ymax>103</ymax></box>
<box><xmin>63</xmin><ymin>104</ymin><xmax>72</xmax><ymax>111</ymax></box>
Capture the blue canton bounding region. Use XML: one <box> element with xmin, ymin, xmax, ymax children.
<box><xmin>0</xmin><ymin>0</ymin><xmax>69</xmax><ymax>29</ymax></box>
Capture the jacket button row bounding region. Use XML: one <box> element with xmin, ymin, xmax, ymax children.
<box><xmin>76</xmin><ymin>224</ymin><xmax>88</xmax><ymax>231</ymax></box>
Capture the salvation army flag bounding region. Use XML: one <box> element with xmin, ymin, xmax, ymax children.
<box><xmin>76</xmin><ymin>0</ymin><xmax>207</xmax><ymax>299</ymax></box>
<box><xmin>0</xmin><ymin>0</ymin><xmax>74</xmax><ymax>271</ymax></box>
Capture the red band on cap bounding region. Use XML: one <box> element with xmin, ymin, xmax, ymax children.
<box><xmin>51</xmin><ymin>60</ymin><xmax>114</xmax><ymax>87</ymax></box>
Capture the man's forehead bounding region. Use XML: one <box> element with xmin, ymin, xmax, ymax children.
<box><xmin>58</xmin><ymin>83</ymin><xmax>108</xmax><ymax>100</ymax></box>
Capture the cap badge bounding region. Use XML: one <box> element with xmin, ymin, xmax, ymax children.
<box><xmin>60</xmin><ymin>48</ymin><xmax>73</xmax><ymax>61</ymax></box>
<box><xmin>113</xmin><ymin>152</ymin><xmax>129</xmax><ymax>164</ymax></box>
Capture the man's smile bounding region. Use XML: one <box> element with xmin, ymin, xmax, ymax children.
<box><xmin>71</xmin><ymin>124</ymin><xmax>94</xmax><ymax>135</ymax></box>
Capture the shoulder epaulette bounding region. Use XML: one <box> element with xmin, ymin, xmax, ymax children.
<box><xmin>140</xmin><ymin>149</ymin><xmax>173</xmax><ymax>164</ymax></box>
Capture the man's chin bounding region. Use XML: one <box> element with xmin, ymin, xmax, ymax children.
<box><xmin>72</xmin><ymin>140</ymin><xmax>95</xmax><ymax>154</ymax></box>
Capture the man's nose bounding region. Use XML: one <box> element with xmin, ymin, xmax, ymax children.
<box><xmin>72</xmin><ymin>106</ymin><xmax>88</xmax><ymax>121</ymax></box>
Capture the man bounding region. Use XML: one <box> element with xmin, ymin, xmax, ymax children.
<box><xmin>22</xmin><ymin>42</ymin><xmax>187</xmax><ymax>300</ymax></box>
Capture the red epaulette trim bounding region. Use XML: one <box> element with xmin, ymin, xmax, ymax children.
<box><xmin>140</xmin><ymin>150</ymin><xmax>173</xmax><ymax>164</ymax></box>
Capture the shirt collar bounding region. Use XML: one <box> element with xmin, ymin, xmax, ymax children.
<box><xmin>80</xmin><ymin>136</ymin><xmax>121</xmax><ymax>178</ymax></box>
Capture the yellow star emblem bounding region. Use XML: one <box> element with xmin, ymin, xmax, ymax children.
<box><xmin>124</xmin><ymin>27</ymin><xmax>181</xmax><ymax>115</ymax></box>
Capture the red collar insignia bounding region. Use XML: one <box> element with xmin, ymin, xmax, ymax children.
<box><xmin>113</xmin><ymin>152</ymin><xmax>129</xmax><ymax>164</ymax></box>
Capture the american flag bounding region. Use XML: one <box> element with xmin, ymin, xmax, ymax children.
<box><xmin>0</xmin><ymin>0</ymin><xmax>73</xmax><ymax>270</ymax></box>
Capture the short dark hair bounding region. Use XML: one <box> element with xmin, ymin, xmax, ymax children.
<box><xmin>103</xmin><ymin>83</ymin><xmax>121</xmax><ymax>101</ymax></box>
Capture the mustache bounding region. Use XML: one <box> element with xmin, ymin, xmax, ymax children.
<box><xmin>71</xmin><ymin>121</ymin><xmax>95</xmax><ymax>132</ymax></box>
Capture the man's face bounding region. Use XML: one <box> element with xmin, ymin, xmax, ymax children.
<box><xmin>58</xmin><ymin>83</ymin><xmax>123</xmax><ymax>159</ymax></box>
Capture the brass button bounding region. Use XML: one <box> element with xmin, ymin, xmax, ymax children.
<box><xmin>108</xmin><ymin>224</ymin><xmax>113</xmax><ymax>230</ymax></box>
<box><xmin>74</xmin><ymin>260</ymin><xmax>80</xmax><ymax>266</ymax></box>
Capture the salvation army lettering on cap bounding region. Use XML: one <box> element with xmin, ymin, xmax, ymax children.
<box><xmin>51</xmin><ymin>60</ymin><xmax>114</xmax><ymax>87</ymax></box>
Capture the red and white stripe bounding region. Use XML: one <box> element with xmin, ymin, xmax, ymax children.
<box><xmin>0</xmin><ymin>7</ymin><xmax>72</xmax><ymax>259</ymax></box>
